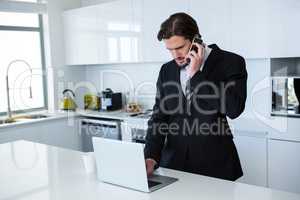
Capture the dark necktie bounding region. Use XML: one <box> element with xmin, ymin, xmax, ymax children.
<box><xmin>185</xmin><ymin>78</ymin><xmax>192</xmax><ymax>115</ymax></box>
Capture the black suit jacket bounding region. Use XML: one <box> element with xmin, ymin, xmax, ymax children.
<box><xmin>144</xmin><ymin>44</ymin><xmax>247</xmax><ymax>181</ymax></box>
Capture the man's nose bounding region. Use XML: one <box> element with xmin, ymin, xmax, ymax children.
<box><xmin>172</xmin><ymin>50</ymin><xmax>180</xmax><ymax>58</ymax></box>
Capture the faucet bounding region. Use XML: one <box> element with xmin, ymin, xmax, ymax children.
<box><xmin>6</xmin><ymin>59</ymin><xmax>33</xmax><ymax>119</ymax></box>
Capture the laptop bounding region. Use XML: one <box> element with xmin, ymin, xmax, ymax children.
<box><xmin>92</xmin><ymin>137</ymin><xmax>178</xmax><ymax>193</ymax></box>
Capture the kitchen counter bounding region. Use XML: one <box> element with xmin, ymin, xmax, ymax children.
<box><xmin>1</xmin><ymin>140</ymin><xmax>299</xmax><ymax>200</ymax></box>
<box><xmin>76</xmin><ymin>109</ymin><xmax>133</xmax><ymax>120</ymax></box>
<box><xmin>1</xmin><ymin>109</ymin><xmax>299</xmax><ymax>143</ymax></box>
<box><xmin>0</xmin><ymin>111</ymin><xmax>78</xmax><ymax>130</ymax></box>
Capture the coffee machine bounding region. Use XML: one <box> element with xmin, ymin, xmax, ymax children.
<box><xmin>101</xmin><ymin>88</ymin><xmax>122</xmax><ymax>111</ymax></box>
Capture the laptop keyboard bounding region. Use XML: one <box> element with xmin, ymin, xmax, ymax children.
<box><xmin>148</xmin><ymin>180</ymin><xmax>162</xmax><ymax>188</ymax></box>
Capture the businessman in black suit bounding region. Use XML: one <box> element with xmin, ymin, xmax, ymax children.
<box><xmin>144</xmin><ymin>12</ymin><xmax>247</xmax><ymax>181</ymax></box>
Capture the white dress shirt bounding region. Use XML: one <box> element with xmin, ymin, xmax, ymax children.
<box><xmin>180</xmin><ymin>44</ymin><xmax>212</xmax><ymax>95</ymax></box>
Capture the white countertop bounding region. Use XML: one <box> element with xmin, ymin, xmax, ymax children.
<box><xmin>76</xmin><ymin>109</ymin><xmax>133</xmax><ymax>120</ymax></box>
<box><xmin>1</xmin><ymin>140</ymin><xmax>299</xmax><ymax>200</ymax></box>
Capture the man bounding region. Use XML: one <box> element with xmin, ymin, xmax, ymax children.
<box><xmin>144</xmin><ymin>12</ymin><xmax>247</xmax><ymax>181</ymax></box>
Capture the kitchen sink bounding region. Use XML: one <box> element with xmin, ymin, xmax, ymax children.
<box><xmin>17</xmin><ymin>114</ymin><xmax>49</xmax><ymax>119</ymax></box>
<box><xmin>0</xmin><ymin>118</ymin><xmax>17</xmax><ymax>125</ymax></box>
<box><xmin>0</xmin><ymin>114</ymin><xmax>50</xmax><ymax>126</ymax></box>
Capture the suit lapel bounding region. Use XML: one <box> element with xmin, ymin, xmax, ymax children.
<box><xmin>202</xmin><ymin>44</ymin><xmax>221</xmax><ymax>77</ymax></box>
<box><xmin>169</xmin><ymin>45</ymin><xmax>220</xmax><ymax>113</ymax></box>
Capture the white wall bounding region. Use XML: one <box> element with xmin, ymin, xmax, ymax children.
<box><xmin>43</xmin><ymin>0</ymin><xmax>82</xmax><ymax>111</ymax></box>
<box><xmin>84</xmin><ymin>63</ymin><xmax>162</xmax><ymax>110</ymax></box>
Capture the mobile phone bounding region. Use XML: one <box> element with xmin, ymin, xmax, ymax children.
<box><xmin>190</xmin><ymin>35</ymin><xmax>203</xmax><ymax>53</ymax></box>
<box><xmin>185</xmin><ymin>34</ymin><xmax>203</xmax><ymax>64</ymax></box>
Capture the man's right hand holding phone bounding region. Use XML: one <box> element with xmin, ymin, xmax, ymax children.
<box><xmin>186</xmin><ymin>42</ymin><xmax>205</xmax><ymax>78</ymax></box>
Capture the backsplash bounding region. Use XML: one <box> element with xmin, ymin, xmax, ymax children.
<box><xmin>84</xmin><ymin>63</ymin><xmax>163</xmax><ymax>110</ymax></box>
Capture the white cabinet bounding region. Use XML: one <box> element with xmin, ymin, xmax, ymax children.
<box><xmin>63</xmin><ymin>0</ymin><xmax>300</xmax><ymax>64</ymax></box>
<box><xmin>63</xmin><ymin>6</ymin><xmax>99</xmax><ymax>65</ymax></box>
<box><xmin>63</xmin><ymin>0</ymin><xmax>141</xmax><ymax>65</ymax></box>
<box><xmin>63</xmin><ymin>0</ymin><xmax>140</xmax><ymax>65</ymax></box>
<box><xmin>230</xmin><ymin>0</ymin><xmax>270</xmax><ymax>58</ymax></box>
<box><xmin>269</xmin><ymin>0</ymin><xmax>300</xmax><ymax>58</ymax></box>
<box><xmin>190</xmin><ymin>0</ymin><xmax>300</xmax><ymax>58</ymax></box>
<box><xmin>189</xmin><ymin>0</ymin><xmax>231</xmax><ymax>51</ymax></box>
<box><xmin>37</xmin><ymin>118</ymin><xmax>81</xmax><ymax>151</ymax></box>
<box><xmin>97</xmin><ymin>0</ymin><xmax>139</xmax><ymax>63</ymax></box>
<box><xmin>229</xmin><ymin>0</ymin><xmax>300</xmax><ymax>58</ymax></box>
<box><xmin>63</xmin><ymin>0</ymin><xmax>189</xmax><ymax>64</ymax></box>
<box><xmin>0</xmin><ymin>118</ymin><xmax>81</xmax><ymax>151</ymax></box>
<box><xmin>268</xmin><ymin>139</ymin><xmax>300</xmax><ymax>194</ymax></box>
<box><xmin>137</xmin><ymin>0</ymin><xmax>189</xmax><ymax>62</ymax></box>
<box><xmin>233</xmin><ymin>132</ymin><xmax>268</xmax><ymax>187</ymax></box>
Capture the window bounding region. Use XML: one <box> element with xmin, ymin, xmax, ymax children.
<box><xmin>0</xmin><ymin>12</ymin><xmax>47</xmax><ymax>115</ymax></box>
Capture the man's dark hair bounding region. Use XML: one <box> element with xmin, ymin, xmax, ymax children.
<box><xmin>157</xmin><ymin>12</ymin><xmax>200</xmax><ymax>42</ymax></box>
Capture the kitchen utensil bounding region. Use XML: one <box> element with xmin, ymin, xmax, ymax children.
<box><xmin>60</xmin><ymin>89</ymin><xmax>77</xmax><ymax>111</ymax></box>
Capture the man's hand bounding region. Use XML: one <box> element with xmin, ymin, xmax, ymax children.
<box><xmin>186</xmin><ymin>43</ymin><xmax>205</xmax><ymax>78</ymax></box>
<box><xmin>145</xmin><ymin>159</ymin><xmax>157</xmax><ymax>176</ymax></box>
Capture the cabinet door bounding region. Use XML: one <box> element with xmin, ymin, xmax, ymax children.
<box><xmin>97</xmin><ymin>0</ymin><xmax>138</xmax><ymax>63</ymax></box>
<box><xmin>190</xmin><ymin>0</ymin><xmax>231</xmax><ymax>51</ymax></box>
<box><xmin>63</xmin><ymin>6</ymin><xmax>99</xmax><ymax>65</ymax></box>
<box><xmin>268</xmin><ymin>139</ymin><xmax>300</xmax><ymax>194</ymax></box>
<box><xmin>40</xmin><ymin>119</ymin><xmax>81</xmax><ymax>151</ymax></box>
<box><xmin>230</xmin><ymin>0</ymin><xmax>270</xmax><ymax>58</ymax></box>
<box><xmin>233</xmin><ymin>134</ymin><xmax>267</xmax><ymax>187</ymax></box>
<box><xmin>138</xmin><ymin>0</ymin><xmax>189</xmax><ymax>62</ymax></box>
<box><xmin>269</xmin><ymin>0</ymin><xmax>300</xmax><ymax>58</ymax></box>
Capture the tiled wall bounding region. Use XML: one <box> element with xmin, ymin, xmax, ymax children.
<box><xmin>82</xmin><ymin>63</ymin><xmax>163</xmax><ymax>110</ymax></box>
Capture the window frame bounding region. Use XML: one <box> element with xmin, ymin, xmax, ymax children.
<box><xmin>0</xmin><ymin>14</ymin><xmax>48</xmax><ymax>116</ymax></box>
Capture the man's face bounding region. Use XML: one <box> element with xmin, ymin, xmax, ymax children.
<box><xmin>163</xmin><ymin>35</ymin><xmax>192</xmax><ymax>66</ymax></box>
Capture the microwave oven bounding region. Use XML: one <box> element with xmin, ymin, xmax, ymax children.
<box><xmin>271</xmin><ymin>77</ymin><xmax>300</xmax><ymax>117</ymax></box>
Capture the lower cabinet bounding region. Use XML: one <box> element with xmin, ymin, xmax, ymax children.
<box><xmin>26</xmin><ymin>118</ymin><xmax>81</xmax><ymax>151</ymax></box>
<box><xmin>0</xmin><ymin>117</ymin><xmax>81</xmax><ymax>151</ymax></box>
<box><xmin>233</xmin><ymin>133</ymin><xmax>268</xmax><ymax>187</ymax></box>
<box><xmin>268</xmin><ymin>139</ymin><xmax>300</xmax><ymax>194</ymax></box>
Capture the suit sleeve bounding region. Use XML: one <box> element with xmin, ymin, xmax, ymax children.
<box><xmin>189</xmin><ymin>55</ymin><xmax>247</xmax><ymax>119</ymax></box>
<box><xmin>144</xmin><ymin>66</ymin><xmax>169</xmax><ymax>164</ymax></box>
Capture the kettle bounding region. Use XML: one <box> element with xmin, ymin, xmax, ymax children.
<box><xmin>60</xmin><ymin>89</ymin><xmax>77</xmax><ymax>111</ymax></box>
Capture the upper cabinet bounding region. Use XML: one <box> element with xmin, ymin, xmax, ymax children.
<box><xmin>63</xmin><ymin>0</ymin><xmax>189</xmax><ymax>65</ymax></box>
<box><xmin>135</xmin><ymin>0</ymin><xmax>189</xmax><ymax>62</ymax></box>
<box><xmin>63</xmin><ymin>6</ymin><xmax>99</xmax><ymax>65</ymax></box>
<box><xmin>63</xmin><ymin>0</ymin><xmax>300</xmax><ymax>65</ymax></box>
<box><xmin>230</xmin><ymin>0</ymin><xmax>270</xmax><ymax>58</ymax></box>
<box><xmin>63</xmin><ymin>0</ymin><xmax>139</xmax><ymax>65</ymax></box>
<box><xmin>190</xmin><ymin>0</ymin><xmax>300</xmax><ymax>58</ymax></box>
<box><xmin>97</xmin><ymin>0</ymin><xmax>139</xmax><ymax>63</ymax></box>
<box><xmin>189</xmin><ymin>0</ymin><xmax>231</xmax><ymax>51</ymax></box>
<box><xmin>268</xmin><ymin>0</ymin><xmax>300</xmax><ymax>58</ymax></box>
